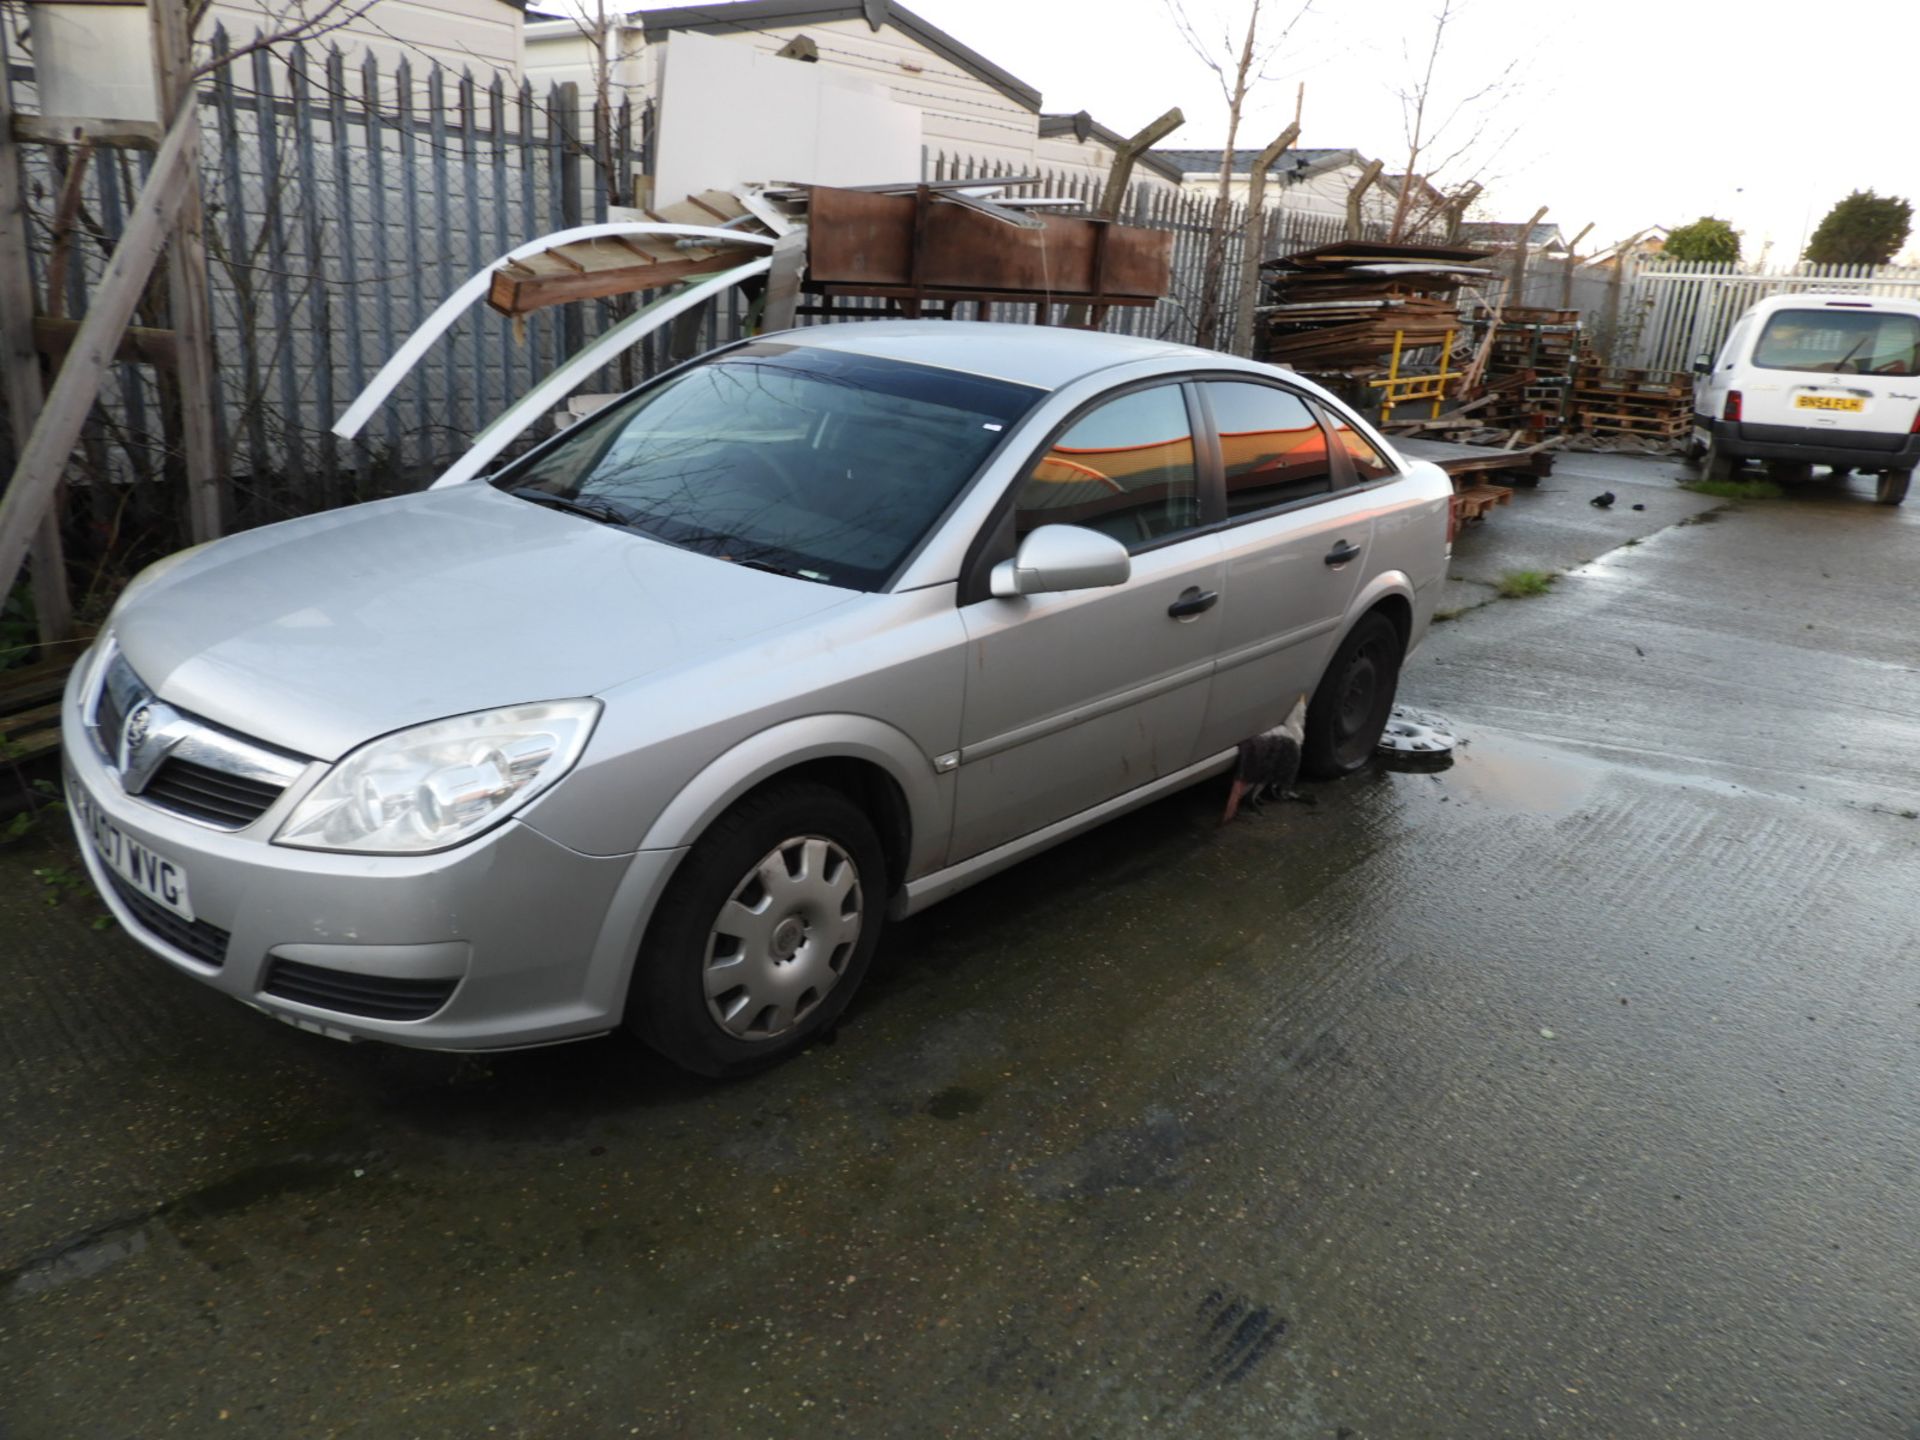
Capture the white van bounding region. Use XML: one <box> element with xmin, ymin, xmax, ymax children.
<box><xmin>1690</xmin><ymin>293</ymin><xmax>1920</xmax><ymax>505</ymax></box>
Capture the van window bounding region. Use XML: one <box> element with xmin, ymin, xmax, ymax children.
<box><xmin>1751</xmin><ymin>309</ymin><xmax>1920</xmax><ymax>377</ymax></box>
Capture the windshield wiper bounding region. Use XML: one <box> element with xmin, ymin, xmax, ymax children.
<box><xmin>507</xmin><ymin>488</ymin><xmax>636</xmax><ymax>527</ymax></box>
<box><xmin>727</xmin><ymin>556</ymin><xmax>830</xmax><ymax>584</ymax></box>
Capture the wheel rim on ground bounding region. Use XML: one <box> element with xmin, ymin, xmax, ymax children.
<box><xmin>703</xmin><ymin>835</ymin><xmax>862</xmax><ymax>1041</ymax></box>
<box><xmin>1333</xmin><ymin>632</ymin><xmax>1394</xmax><ymax>768</ymax></box>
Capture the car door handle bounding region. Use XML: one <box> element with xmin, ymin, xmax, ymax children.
<box><xmin>1324</xmin><ymin>541</ymin><xmax>1363</xmax><ymax>567</ymax></box>
<box><xmin>1167</xmin><ymin>586</ymin><xmax>1219</xmax><ymax>619</ymax></box>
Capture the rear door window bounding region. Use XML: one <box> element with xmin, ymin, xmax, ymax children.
<box><xmin>1203</xmin><ymin>381</ymin><xmax>1333</xmax><ymax>516</ymax></box>
<box><xmin>1752</xmin><ymin>309</ymin><xmax>1920</xmax><ymax>376</ymax></box>
<box><xmin>1326</xmin><ymin>415</ymin><xmax>1399</xmax><ymax>483</ymax></box>
<box><xmin>1012</xmin><ymin>385</ymin><xmax>1203</xmax><ymax>550</ymax></box>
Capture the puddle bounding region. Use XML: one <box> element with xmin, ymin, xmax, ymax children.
<box><xmin>1428</xmin><ymin>734</ymin><xmax>1606</xmax><ymax>816</ymax></box>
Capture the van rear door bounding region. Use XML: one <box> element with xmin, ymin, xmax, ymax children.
<box><xmin>1740</xmin><ymin>303</ymin><xmax>1920</xmax><ymax>437</ymax></box>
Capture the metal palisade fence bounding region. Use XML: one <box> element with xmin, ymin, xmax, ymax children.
<box><xmin>1621</xmin><ymin>260</ymin><xmax>1920</xmax><ymax>374</ymax></box>
<box><xmin>5</xmin><ymin>35</ymin><xmax>1420</xmax><ymax>542</ymax></box>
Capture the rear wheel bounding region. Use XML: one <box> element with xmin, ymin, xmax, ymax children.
<box><xmin>1877</xmin><ymin>469</ymin><xmax>1910</xmax><ymax>506</ymax></box>
<box><xmin>1701</xmin><ymin>434</ymin><xmax>1737</xmax><ymax>483</ymax></box>
<box><xmin>630</xmin><ymin>781</ymin><xmax>886</xmax><ymax>1077</ymax></box>
<box><xmin>1303</xmin><ymin>611</ymin><xmax>1405</xmax><ymax>779</ymax></box>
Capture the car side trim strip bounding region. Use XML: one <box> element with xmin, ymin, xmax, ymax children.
<box><xmin>1210</xmin><ymin>616</ymin><xmax>1342</xmax><ymax>677</ymax></box>
<box><xmin>956</xmin><ymin>657</ymin><xmax>1216</xmax><ymax>766</ymax></box>
<box><xmin>893</xmin><ymin>747</ymin><xmax>1240</xmax><ymax>918</ymax></box>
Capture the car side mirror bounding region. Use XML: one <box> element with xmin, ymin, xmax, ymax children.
<box><xmin>1692</xmin><ymin>354</ymin><xmax>1712</xmax><ymax>376</ymax></box>
<box><xmin>989</xmin><ymin>524</ymin><xmax>1131</xmax><ymax>599</ymax></box>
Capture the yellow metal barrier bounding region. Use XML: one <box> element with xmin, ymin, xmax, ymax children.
<box><xmin>1366</xmin><ymin>327</ymin><xmax>1457</xmax><ymax>424</ymax></box>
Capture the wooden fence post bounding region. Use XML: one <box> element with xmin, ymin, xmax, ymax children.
<box><xmin>0</xmin><ymin>34</ymin><xmax>74</xmax><ymax>644</ymax></box>
<box><xmin>150</xmin><ymin>0</ymin><xmax>223</xmax><ymax>543</ymax></box>
<box><xmin>0</xmin><ymin>105</ymin><xmax>198</xmax><ymax>606</ymax></box>
<box><xmin>1230</xmin><ymin>122</ymin><xmax>1299</xmax><ymax>357</ymax></box>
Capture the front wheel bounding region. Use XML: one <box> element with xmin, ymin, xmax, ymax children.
<box><xmin>1302</xmin><ymin>611</ymin><xmax>1405</xmax><ymax>779</ymax></box>
<box><xmin>1878</xmin><ymin>469</ymin><xmax>1911</xmax><ymax>506</ymax></box>
<box><xmin>630</xmin><ymin>781</ymin><xmax>887</xmax><ymax>1077</ymax></box>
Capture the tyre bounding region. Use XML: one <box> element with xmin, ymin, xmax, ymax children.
<box><xmin>630</xmin><ymin>781</ymin><xmax>887</xmax><ymax>1077</ymax></box>
<box><xmin>1768</xmin><ymin>460</ymin><xmax>1814</xmax><ymax>485</ymax></box>
<box><xmin>1302</xmin><ymin>611</ymin><xmax>1405</xmax><ymax>779</ymax></box>
<box><xmin>1878</xmin><ymin>469</ymin><xmax>1910</xmax><ymax>506</ymax></box>
<box><xmin>1684</xmin><ymin>434</ymin><xmax>1707</xmax><ymax>466</ymax></box>
<box><xmin>1701</xmin><ymin>434</ymin><xmax>1737</xmax><ymax>483</ymax></box>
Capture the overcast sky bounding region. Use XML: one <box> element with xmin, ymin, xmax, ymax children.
<box><xmin>889</xmin><ymin>0</ymin><xmax>1918</xmax><ymax>263</ymax></box>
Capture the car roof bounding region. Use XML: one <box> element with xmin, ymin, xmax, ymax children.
<box><xmin>770</xmin><ymin>320</ymin><xmax>1237</xmax><ymax>391</ymax></box>
<box><xmin>1744</xmin><ymin>293</ymin><xmax>1920</xmax><ymax>320</ymax></box>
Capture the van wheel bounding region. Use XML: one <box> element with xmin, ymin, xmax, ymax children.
<box><xmin>1877</xmin><ymin>470</ymin><xmax>1910</xmax><ymax>506</ymax></box>
<box><xmin>1701</xmin><ymin>436</ymin><xmax>1737</xmax><ymax>483</ymax></box>
<box><xmin>630</xmin><ymin>782</ymin><xmax>887</xmax><ymax>1077</ymax></box>
<box><xmin>1302</xmin><ymin>612</ymin><xmax>1404</xmax><ymax>779</ymax></box>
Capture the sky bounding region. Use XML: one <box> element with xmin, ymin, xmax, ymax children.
<box><xmin>882</xmin><ymin>0</ymin><xmax>1920</xmax><ymax>263</ymax></box>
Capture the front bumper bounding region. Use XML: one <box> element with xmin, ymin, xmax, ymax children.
<box><xmin>1703</xmin><ymin>417</ymin><xmax>1920</xmax><ymax>470</ymax></box>
<box><xmin>61</xmin><ymin>660</ymin><xmax>681</xmax><ymax>1050</ymax></box>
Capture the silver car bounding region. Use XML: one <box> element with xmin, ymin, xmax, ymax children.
<box><xmin>61</xmin><ymin>322</ymin><xmax>1453</xmax><ymax>1074</ymax></box>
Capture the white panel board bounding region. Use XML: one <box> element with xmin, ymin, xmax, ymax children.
<box><xmin>654</xmin><ymin>29</ymin><xmax>922</xmax><ymax>206</ymax></box>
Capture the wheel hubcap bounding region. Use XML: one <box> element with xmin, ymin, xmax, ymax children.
<box><xmin>704</xmin><ymin>835</ymin><xmax>862</xmax><ymax>1042</ymax></box>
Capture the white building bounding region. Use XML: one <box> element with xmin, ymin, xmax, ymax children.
<box><xmin>1149</xmin><ymin>147</ymin><xmax>1374</xmax><ymax>219</ymax></box>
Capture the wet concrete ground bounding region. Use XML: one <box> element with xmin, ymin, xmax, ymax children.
<box><xmin>4</xmin><ymin>455</ymin><xmax>1920</xmax><ymax>1437</ymax></box>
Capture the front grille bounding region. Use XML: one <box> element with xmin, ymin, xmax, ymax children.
<box><xmin>262</xmin><ymin>958</ymin><xmax>459</xmax><ymax>1022</ymax></box>
<box><xmin>103</xmin><ymin>871</ymin><xmax>231</xmax><ymax>968</ymax></box>
<box><xmin>143</xmin><ymin>757</ymin><xmax>287</xmax><ymax>829</ymax></box>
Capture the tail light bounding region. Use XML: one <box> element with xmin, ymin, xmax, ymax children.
<box><xmin>1724</xmin><ymin>390</ymin><xmax>1742</xmax><ymax>422</ymax></box>
<box><xmin>1910</xmin><ymin>408</ymin><xmax>1920</xmax><ymax>434</ymax></box>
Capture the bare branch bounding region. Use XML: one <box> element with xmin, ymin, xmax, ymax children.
<box><xmin>188</xmin><ymin>0</ymin><xmax>382</xmax><ymax>80</ymax></box>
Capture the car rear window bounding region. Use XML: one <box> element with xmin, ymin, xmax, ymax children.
<box><xmin>497</xmin><ymin>344</ymin><xmax>1042</xmax><ymax>590</ymax></box>
<box><xmin>1751</xmin><ymin>309</ymin><xmax>1920</xmax><ymax>377</ymax></box>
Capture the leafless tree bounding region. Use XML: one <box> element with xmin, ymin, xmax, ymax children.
<box><xmin>1386</xmin><ymin>0</ymin><xmax>1520</xmax><ymax>241</ymax></box>
<box><xmin>1165</xmin><ymin>0</ymin><xmax>1314</xmax><ymax>349</ymax></box>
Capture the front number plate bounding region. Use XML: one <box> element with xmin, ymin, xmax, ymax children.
<box><xmin>69</xmin><ymin>778</ymin><xmax>195</xmax><ymax>921</ymax></box>
<box><xmin>1796</xmin><ymin>394</ymin><xmax>1865</xmax><ymax>412</ymax></box>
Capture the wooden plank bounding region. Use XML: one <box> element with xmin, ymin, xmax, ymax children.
<box><xmin>11</xmin><ymin>114</ymin><xmax>163</xmax><ymax>149</ymax></box>
<box><xmin>0</xmin><ymin>102</ymin><xmax>197</xmax><ymax>608</ymax></box>
<box><xmin>33</xmin><ymin>315</ymin><xmax>177</xmax><ymax>369</ymax></box>
<box><xmin>151</xmin><ymin>0</ymin><xmax>222</xmax><ymax>543</ymax></box>
<box><xmin>485</xmin><ymin>250</ymin><xmax>743</xmax><ymax>316</ymax></box>
<box><xmin>0</xmin><ymin>32</ymin><xmax>73</xmax><ymax>646</ymax></box>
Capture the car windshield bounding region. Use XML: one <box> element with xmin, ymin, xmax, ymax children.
<box><xmin>1751</xmin><ymin>309</ymin><xmax>1920</xmax><ymax>376</ymax></box>
<box><xmin>496</xmin><ymin>342</ymin><xmax>1042</xmax><ymax>589</ymax></box>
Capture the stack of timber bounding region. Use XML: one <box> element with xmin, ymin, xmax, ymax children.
<box><xmin>1254</xmin><ymin>241</ymin><xmax>1491</xmax><ymax>374</ymax></box>
<box><xmin>1571</xmin><ymin>363</ymin><xmax>1692</xmax><ymax>442</ymax></box>
<box><xmin>1470</xmin><ymin>306</ymin><xmax>1581</xmax><ymax>437</ymax></box>
<box><xmin>1395</xmin><ymin>436</ymin><xmax>1558</xmax><ymax>527</ymax></box>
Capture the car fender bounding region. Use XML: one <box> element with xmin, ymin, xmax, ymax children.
<box><xmin>1342</xmin><ymin>568</ymin><xmax>1423</xmax><ymax>657</ymax></box>
<box><xmin>637</xmin><ymin>713</ymin><xmax>947</xmax><ymax>874</ymax></box>
<box><xmin>581</xmin><ymin>715</ymin><xmax>949</xmax><ymax>1025</ymax></box>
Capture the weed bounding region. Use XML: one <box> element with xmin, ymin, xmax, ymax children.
<box><xmin>1621</xmin><ymin>537</ymin><xmax>1641</xmax><ymax>548</ymax></box>
<box><xmin>33</xmin><ymin>863</ymin><xmax>87</xmax><ymax>906</ymax></box>
<box><xmin>1682</xmin><ymin>477</ymin><xmax>1783</xmax><ymax>500</ymax></box>
<box><xmin>1432</xmin><ymin>607</ymin><xmax>1463</xmax><ymax>622</ymax></box>
<box><xmin>1496</xmin><ymin>569</ymin><xmax>1556</xmax><ymax>599</ymax></box>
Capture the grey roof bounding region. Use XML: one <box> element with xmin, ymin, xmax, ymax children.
<box><xmin>1149</xmin><ymin>147</ymin><xmax>1362</xmax><ymax>180</ymax></box>
<box><xmin>1458</xmin><ymin>221</ymin><xmax>1567</xmax><ymax>250</ymax></box>
<box><xmin>630</xmin><ymin>0</ymin><xmax>1042</xmax><ymax>111</ymax></box>
<box><xmin>1037</xmin><ymin>112</ymin><xmax>1185</xmax><ymax>183</ymax></box>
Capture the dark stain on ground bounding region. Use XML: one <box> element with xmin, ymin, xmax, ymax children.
<box><xmin>1287</xmin><ymin>1029</ymin><xmax>1352</xmax><ymax>1074</ymax></box>
<box><xmin>1195</xmin><ymin>1288</ymin><xmax>1289</xmax><ymax>1385</ymax></box>
<box><xmin>926</xmin><ymin>1085</ymin><xmax>985</xmax><ymax>1119</ymax></box>
<box><xmin>1021</xmin><ymin>1108</ymin><xmax>1204</xmax><ymax>1199</ymax></box>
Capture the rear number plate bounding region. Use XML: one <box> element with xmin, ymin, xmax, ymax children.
<box><xmin>69</xmin><ymin>778</ymin><xmax>195</xmax><ymax>921</ymax></box>
<box><xmin>1796</xmin><ymin>395</ymin><xmax>1864</xmax><ymax>412</ymax></box>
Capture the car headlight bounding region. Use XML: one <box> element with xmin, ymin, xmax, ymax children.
<box><xmin>273</xmin><ymin>700</ymin><xmax>601</xmax><ymax>854</ymax></box>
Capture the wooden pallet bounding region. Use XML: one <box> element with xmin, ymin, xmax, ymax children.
<box><xmin>1578</xmin><ymin>409</ymin><xmax>1690</xmax><ymax>437</ymax></box>
<box><xmin>0</xmin><ymin>652</ymin><xmax>78</xmax><ymax>762</ymax></box>
<box><xmin>1453</xmin><ymin>483</ymin><xmax>1514</xmax><ymax>524</ymax></box>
